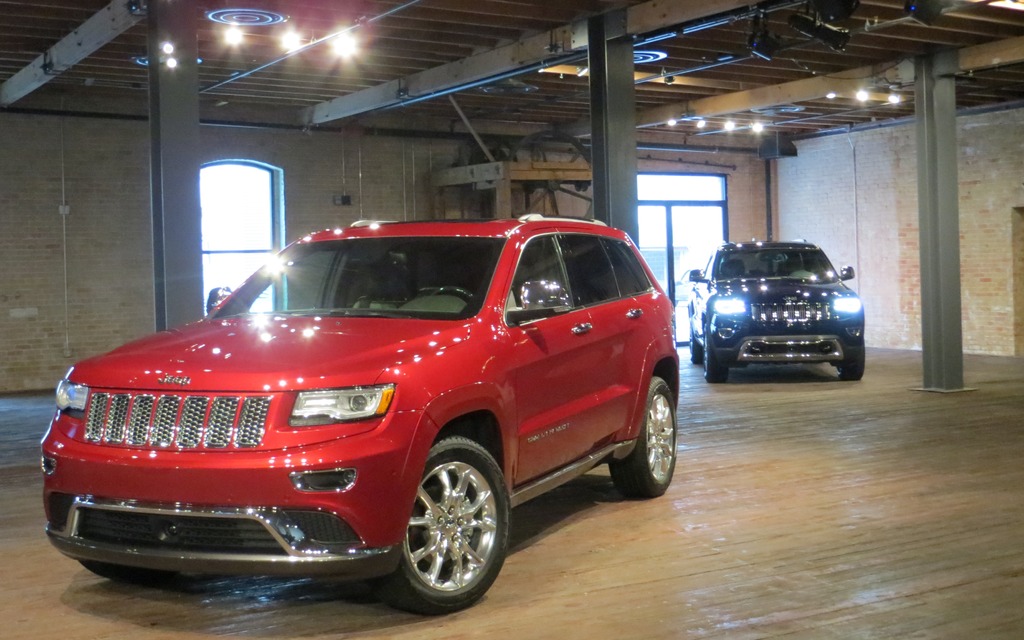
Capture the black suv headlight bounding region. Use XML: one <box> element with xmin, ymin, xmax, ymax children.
<box><xmin>832</xmin><ymin>297</ymin><xmax>863</xmax><ymax>314</ymax></box>
<box><xmin>712</xmin><ymin>298</ymin><xmax>747</xmax><ymax>315</ymax></box>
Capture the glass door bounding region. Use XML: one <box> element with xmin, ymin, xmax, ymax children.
<box><xmin>636</xmin><ymin>175</ymin><xmax>727</xmax><ymax>344</ymax></box>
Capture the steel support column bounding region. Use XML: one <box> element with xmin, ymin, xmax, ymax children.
<box><xmin>914</xmin><ymin>51</ymin><xmax>965</xmax><ymax>391</ymax></box>
<box><xmin>148</xmin><ymin>0</ymin><xmax>202</xmax><ymax>330</ymax></box>
<box><xmin>588</xmin><ymin>12</ymin><xmax>638</xmax><ymax>242</ymax></box>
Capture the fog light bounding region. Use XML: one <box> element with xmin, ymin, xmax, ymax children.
<box><xmin>717</xmin><ymin>327</ymin><xmax>735</xmax><ymax>339</ymax></box>
<box><xmin>290</xmin><ymin>468</ymin><xmax>357</xmax><ymax>493</ymax></box>
<box><xmin>41</xmin><ymin>455</ymin><xmax>57</xmax><ymax>476</ymax></box>
<box><xmin>846</xmin><ymin>327</ymin><xmax>863</xmax><ymax>338</ymax></box>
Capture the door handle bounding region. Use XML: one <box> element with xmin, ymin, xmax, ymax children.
<box><xmin>571</xmin><ymin>322</ymin><xmax>593</xmax><ymax>335</ymax></box>
<box><xmin>626</xmin><ymin>308</ymin><xmax>643</xmax><ymax>319</ymax></box>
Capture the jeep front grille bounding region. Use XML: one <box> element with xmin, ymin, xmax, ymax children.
<box><xmin>84</xmin><ymin>392</ymin><xmax>271</xmax><ymax>449</ymax></box>
<box><xmin>750</xmin><ymin>301</ymin><xmax>833</xmax><ymax>324</ymax></box>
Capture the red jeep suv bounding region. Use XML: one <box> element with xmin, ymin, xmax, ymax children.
<box><xmin>42</xmin><ymin>216</ymin><xmax>679</xmax><ymax>614</ymax></box>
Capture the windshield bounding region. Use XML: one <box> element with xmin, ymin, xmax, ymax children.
<box><xmin>713</xmin><ymin>248</ymin><xmax>839</xmax><ymax>283</ymax></box>
<box><xmin>214</xmin><ymin>236</ymin><xmax>505</xmax><ymax>320</ymax></box>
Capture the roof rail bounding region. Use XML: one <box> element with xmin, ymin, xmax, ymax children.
<box><xmin>517</xmin><ymin>213</ymin><xmax>607</xmax><ymax>226</ymax></box>
<box><xmin>349</xmin><ymin>219</ymin><xmax>396</xmax><ymax>228</ymax></box>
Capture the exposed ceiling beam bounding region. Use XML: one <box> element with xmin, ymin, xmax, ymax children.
<box><xmin>305</xmin><ymin>0</ymin><xmax>756</xmax><ymax>125</ymax></box>
<box><xmin>590</xmin><ymin>34</ymin><xmax>1024</xmax><ymax>133</ymax></box>
<box><xmin>957</xmin><ymin>33</ymin><xmax>1024</xmax><ymax>71</ymax></box>
<box><xmin>0</xmin><ymin>0</ymin><xmax>144</xmax><ymax>107</ymax></box>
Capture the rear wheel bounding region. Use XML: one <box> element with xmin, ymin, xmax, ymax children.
<box><xmin>610</xmin><ymin>377</ymin><xmax>677</xmax><ymax>498</ymax></box>
<box><xmin>372</xmin><ymin>436</ymin><xmax>509</xmax><ymax>615</ymax></box>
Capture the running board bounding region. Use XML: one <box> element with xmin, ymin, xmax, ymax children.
<box><xmin>510</xmin><ymin>440</ymin><xmax>635</xmax><ymax>507</ymax></box>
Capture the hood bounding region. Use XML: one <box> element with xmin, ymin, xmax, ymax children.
<box><xmin>713</xmin><ymin>277</ymin><xmax>856</xmax><ymax>303</ymax></box>
<box><xmin>68</xmin><ymin>315</ymin><xmax>473</xmax><ymax>392</ymax></box>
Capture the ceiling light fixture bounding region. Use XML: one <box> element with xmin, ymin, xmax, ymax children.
<box><xmin>788</xmin><ymin>14</ymin><xmax>851</xmax><ymax>52</ymax></box>
<box><xmin>667</xmin><ymin>118</ymin><xmax>678</xmax><ymax>126</ymax></box>
<box><xmin>856</xmin><ymin>89</ymin><xmax>869</xmax><ymax>101</ymax></box>
<box><xmin>282</xmin><ymin>31</ymin><xmax>304</xmax><ymax>52</ymax></box>
<box><xmin>331</xmin><ymin>32</ymin><xmax>358</xmax><ymax>57</ymax></box>
<box><xmin>887</xmin><ymin>92</ymin><xmax>902</xmax><ymax>104</ymax></box>
<box><xmin>751</xmin><ymin>121</ymin><xmax>765</xmax><ymax>133</ymax></box>
<box><xmin>724</xmin><ymin>120</ymin><xmax>736</xmax><ymax>131</ymax></box>
<box><xmin>576</xmin><ymin>66</ymin><xmax>589</xmax><ymax>77</ymax></box>
<box><xmin>205</xmin><ymin>9</ymin><xmax>289</xmax><ymax>26</ymax></box>
<box><xmin>826</xmin><ymin>91</ymin><xmax>838</xmax><ymax>99</ymax></box>
<box><xmin>225</xmin><ymin>26</ymin><xmax>244</xmax><ymax>45</ymax></box>
<box><xmin>696</xmin><ymin>119</ymin><xmax>707</xmax><ymax>129</ymax></box>
<box><xmin>633</xmin><ymin>50</ymin><xmax>668</xmax><ymax>64</ymax></box>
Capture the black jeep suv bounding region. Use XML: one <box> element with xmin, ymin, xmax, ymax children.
<box><xmin>687</xmin><ymin>241</ymin><xmax>865</xmax><ymax>383</ymax></box>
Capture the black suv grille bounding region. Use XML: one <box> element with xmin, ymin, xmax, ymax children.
<box><xmin>750</xmin><ymin>301</ymin><xmax>833</xmax><ymax>324</ymax></box>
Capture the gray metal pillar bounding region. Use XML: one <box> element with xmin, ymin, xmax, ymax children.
<box><xmin>148</xmin><ymin>0</ymin><xmax>202</xmax><ymax>330</ymax></box>
<box><xmin>588</xmin><ymin>12</ymin><xmax>638</xmax><ymax>243</ymax></box>
<box><xmin>914</xmin><ymin>51</ymin><xmax>965</xmax><ymax>391</ymax></box>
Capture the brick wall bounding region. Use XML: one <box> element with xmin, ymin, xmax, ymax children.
<box><xmin>777</xmin><ymin>107</ymin><xmax>1024</xmax><ymax>355</ymax></box>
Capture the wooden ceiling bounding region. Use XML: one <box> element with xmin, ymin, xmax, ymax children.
<box><xmin>3</xmin><ymin>0</ymin><xmax>1024</xmax><ymax>148</ymax></box>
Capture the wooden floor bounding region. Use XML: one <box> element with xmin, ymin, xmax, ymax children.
<box><xmin>2</xmin><ymin>349</ymin><xmax>1023</xmax><ymax>638</ymax></box>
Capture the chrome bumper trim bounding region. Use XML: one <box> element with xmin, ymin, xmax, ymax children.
<box><xmin>736</xmin><ymin>335</ymin><xmax>844</xmax><ymax>363</ymax></box>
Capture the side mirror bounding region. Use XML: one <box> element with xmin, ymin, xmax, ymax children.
<box><xmin>839</xmin><ymin>266</ymin><xmax>855</xmax><ymax>281</ymax></box>
<box><xmin>506</xmin><ymin>280</ymin><xmax>571</xmax><ymax>325</ymax></box>
<box><xmin>687</xmin><ymin>269</ymin><xmax>706</xmax><ymax>283</ymax></box>
<box><xmin>206</xmin><ymin>287</ymin><xmax>233</xmax><ymax>315</ymax></box>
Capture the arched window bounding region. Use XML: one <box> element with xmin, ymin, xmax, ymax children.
<box><xmin>200</xmin><ymin>161</ymin><xmax>284</xmax><ymax>310</ymax></box>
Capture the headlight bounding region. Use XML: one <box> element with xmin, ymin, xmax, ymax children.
<box><xmin>713</xmin><ymin>298</ymin><xmax>747</xmax><ymax>315</ymax></box>
<box><xmin>56</xmin><ymin>379</ymin><xmax>88</xmax><ymax>412</ymax></box>
<box><xmin>290</xmin><ymin>384</ymin><xmax>395</xmax><ymax>426</ymax></box>
<box><xmin>833</xmin><ymin>297</ymin><xmax>863</xmax><ymax>314</ymax></box>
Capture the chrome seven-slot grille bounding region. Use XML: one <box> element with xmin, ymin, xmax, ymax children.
<box><xmin>750</xmin><ymin>301</ymin><xmax>834</xmax><ymax>324</ymax></box>
<box><xmin>84</xmin><ymin>392</ymin><xmax>271</xmax><ymax>449</ymax></box>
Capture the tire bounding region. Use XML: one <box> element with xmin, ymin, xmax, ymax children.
<box><xmin>80</xmin><ymin>560</ymin><xmax>177</xmax><ymax>586</ymax></box>
<box><xmin>688</xmin><ymin>325</ymin><xmax>704</xmax><ymax>365</ymax></box>
<box><xmin>838</xmin><ymin>350</ymin><xmax>865</xmax><ymax>381</ymax></box>
<box><xmin>703</xmin><ymin>325</ymin><xmax>729</xmax><ymax>383</ymax></box>
<box><xmin>372</xmin><ymin>436</ymin><xmax>510</xmax><ymax>615</ymax></box>
<box><xmin>610</xmin><ymin>377</ymin><xmax>677</xmax><ymax>499</ymax></box>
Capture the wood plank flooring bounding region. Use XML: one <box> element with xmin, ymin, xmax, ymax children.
<box><xmin>1</xmin><ymin>348</ymin><xmax>1023</xmax><ymax>638</ymax></box>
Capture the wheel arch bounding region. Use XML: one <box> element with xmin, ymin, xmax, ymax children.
<box><xmin>433</xmin><ymin>411</ymin><xmax>505</xmax><ymax>477</ymax></box>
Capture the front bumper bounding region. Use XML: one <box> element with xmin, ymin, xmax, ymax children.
<box><xmin>42</xmin><ymin>407</ymin><xmax>434</xmax><ymax>576</ymax></box>
<box><xmin>708</xmin><ymin>314</ymin><xmax>864</xmax><ymax>367</ymax></box>
<box><xmin>46</xmin><ymin>497</ymin><xmax>400</xmax><ymax>578</ymax></box>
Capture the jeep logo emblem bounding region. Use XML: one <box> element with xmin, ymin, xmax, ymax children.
<box><xmin>157</xmin><ymin>374</ymin><xmax>191</xmax><ymax>386</ymax></box>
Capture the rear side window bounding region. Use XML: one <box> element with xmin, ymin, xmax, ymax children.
<box><xmin>559</xmin><ymin>234</ymin><xmax>619</xmax><ymax>307</ymax></box>
<box><xmin>602</xmin><ymin>238</ymin><xmax>651</xmax><ymax>296</ymax></box>
<box><xmin>509</xmin><ymin>235</ymin><xmax>566</xmax><ymax>308</ymax></box>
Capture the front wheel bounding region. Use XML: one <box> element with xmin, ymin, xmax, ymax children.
<box><xmin>610</xmin><ymin>377</ymin><xmax>677</xmax><ymax>498</ymax></box>
<box><xmin>372</xmin><ymin>436</ymin><xmax>510</xmax><ymax>615</ymax></box>
<box><xmin>703</xmin><ymin>328</ymin><xmax>729</xmax><ymax>383</ymax></box>
<box><xmin>837</xmin><ymin>350</ymin><xmax>865</xmax><ymax>381</ymax></box>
